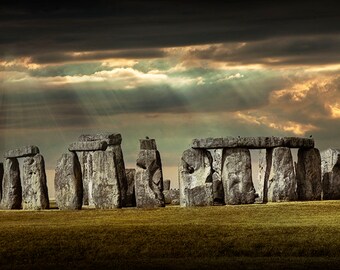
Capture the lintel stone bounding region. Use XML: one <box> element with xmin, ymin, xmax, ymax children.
<box><xmin>4</xmin><ymin>145</ymin><xmax>40</xmax><ymax>158</ymax></box>
<box><xmin>68</xmin><ymin>141</ymin><xmax>107</xmax><ymax>151</ymax></box>
<box><xmin>78</xmin><ymin>133</ymin><xmax>122</xmax><ymax>145</ymax></box>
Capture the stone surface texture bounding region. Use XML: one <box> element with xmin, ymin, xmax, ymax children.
<box><xmin>68</xmin><ymin>141</ymin><xmax>107</xmax><ymax>151</ymax></box>
<box><xmin>179</xmin><ymin>148</ymin><xmax>213</xmax><ymax>207</ymax></box>
<box><xmin>321</xmin><ymin>149</ymin><xmax>340</xmax><ymax>200</ymax></box>
<box><xmin>210</xmin><ymin>149</ymin><xmax>224</xmax><ymax>205</ymax></box>
<box><xmin>163</xmin><ymin>179</ymin><xmax>171</xmax><ymax>204</ymax></box>
<box><xmin>22</xmin><ymin>154</ymin><xmax>49</xmax><ymax>210</ymax></box>
<box><xmin>221</xmin><ymin>148</ymin><xmax>255</xmax><ymax>205</ymax></box>
<box><xmin>135</xmin><ymin>147</ymin><xmax>165</xmax><ymax>208</ymax></box>
<box><xmin>76</xmin><ymin>151</ymin><xmax>93</xmax><ymax>205</ymax></box>
<box><xmin>257</xmin><ymin>149</ymin><xmax>273</xmax><ymax>203</ymax></box>
<box><xmin>267</xmin><ymin>147</ymin><xmax>297</xmax><ymax>202</ymax></box>
<box><xmin>140</xmin><ymin>138</ymin><xmax>157</xmax><ymax>150</ymax></box>
<box><xmin>54</xmin><ymin>153</ymin><xmax>83</xmax><ymax>210</ymax></box>
<box><xmin>296</xmin><ymin>148</ymin><xmax>322</xmax><ymax>201</ymax></box>
<box><xmin>0</xmin><ymin>158</ymin><xmax>22</xmax><ymax>209</ymax></box>
<box><xmin>4</xmin><ymin>145</ymin><xmax>40</xmax><ymax>158</ymax></box>
<box><xmin>78</xmin><ymin>133</ymin><xmax>122</xmax><ymax>145</ymax></box>
<box><xmin>125</xmin><ymin>169</ymin><xmax>136</xmax><ymax>207</ymax></box>
<box><xmin>0</xmin><ymin>163</ymin><xmax>3</xmax><ymax>202</ymax></box>
<box><xmin>192</xmin><ymin>137</ymin><xmax>314</xmax><ymax>149</ymax></box>
<box><xmin>170</xmin><ymin>189</ymin><xmax>180</xmax><ymax>205</ymax></box>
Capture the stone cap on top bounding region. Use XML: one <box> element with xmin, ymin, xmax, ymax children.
<box><xmin>78</xmin><ymin>133</ymin><xmax>122</xmax><ymax>146</ymax></box>
<box><xmin>192</xmin><ymin>136</ymin><xmax>314</xmax><ymax>149</ymax></box>
<box><xmin>4</xmin><ymin>145</ymin><xmax>40</xmax><ymax>158</ymax></box>
<box><xmin>140</xmin><ymin>138</ymin><xmax>157</xmax><ymax>150</ymax></box>
<box><xmin>68</xmin><ymin>141</ymin><xmax>108</xmax><ymax>152</ymax></box>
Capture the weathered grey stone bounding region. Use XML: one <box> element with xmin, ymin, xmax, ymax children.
<box><xmin>125</xmin><ymin>169</ymin><xmax>136</xmax><ymax>207</ymax></box>
<box><xmin>107</xmin><ymin>144</ymin><xmax>128</xmax><ymax>207</ymax></box>
<box><xmin>221</xmin><ymin>148</ymin><xmax>255</xmax><ymax>205</ymax></box>
<box><xmin>267</xmin><ymin>147</ymin><xmax>297</xmax><ymax>202</ymax></box>
<box><xmin>54</xmin><ymin>153</ymin><xmax>83</xmax><ymax>210</ymax></box>
<box><xmin>76</xmin><ymin>151</ymin><xmax>93</xmax><ymax>205</ymax></box>
<box><xmin>257</xmin><ymin>149</ymin><xmax>273</xmax><ymax>203</ymax></box>
<box><xmin>179</xmin><ymin>148</ymin><xmax>213</xmax><ymax>207</ymax></box>
<box><xmin>192</xmin><ymin>136</ymin><xmax>314</xmax><ymax>149</ymax></box>
<box><xmin>296</xmin><ymin>148</ymin><xmax>322</xmax><ymax>201</ymax></box>
<box><xmin>140</xmin><ymin>138</ymin><xmax>157</xmax><ymax>150</ymax></box>
<box><xmin>4</xmin><ymin>145</ymin><xmax>39</xmax><ymax>158</ymax></box>
<box><xmin>22</xmin><ymin>154</ymin><xmax>49</xmax><ymax>210</ymax></box>
<box><xmin>0</xmin><ymin>158</ymin><xmax>22</xmax><ymax>209</ymax></box>
<box><xmin>210</xmin><ymin>149</ymin><xmax>224</xmax><ymax>205</ymax></box>
<box><xmin>0</xmin><ymin>163</ymin><xmax>3</xmax><ymax>202</ymax></box>
<box><xmin>68</xmin><ymin>141</ymin><xmax>107</xmax><ymax>151</ymax></box>
<box><xmin>321</xmin><ymin>149</ymin><xmax>340</xmax><ymax>200</ymax></box>
<box><xmin>170</xmin><ymin>189</ymin><xmax>180</xmax><ymax>205</ymax></box>
<box><xmin>163</xmin><ymin>179</ymin><xmax>171</xmax><ymax>204</ymax></box>
<box><xmin>78</xmin><ymin>133</ymin><xmax>122</xmax><ymax>145</ymax></box>
<box><xmin>92</xmin><ymin>151</ymin><xmax>121</xmax><ymax>209</ymax></box>
<box><xmin>135</xmin><ymin>148</ymin><xmax>165</xmax><ymax>208</ymax></box>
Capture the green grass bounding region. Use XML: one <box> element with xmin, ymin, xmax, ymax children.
<box><xmin>1</xmin><ymin>201</ymin><xmax>340</xmax><ymax>269</ymax></box>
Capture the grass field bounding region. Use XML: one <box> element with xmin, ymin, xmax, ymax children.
<box><xmin>1</xmin><ymin>201</ymin><xmax>340</xmax><ymax>269</ymax></box>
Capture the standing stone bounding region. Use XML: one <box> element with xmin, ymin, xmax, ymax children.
<box><xmin>55</xmin><ymin>153</ymin><xmax>83</xmax><ymax>210</ymax></box>
<box><xmin>0</xmin><ymin>163</ymin><xmax>3</xmax><ymax>202</ymax></box>
<box><xmin>321</xmin><ymin>149</ymin><xmax>340</xmax><ymax>200</ymax></box>
<box><xmin>221</xmin><ymin>148</ymin><xmax>255</xmax><ymax>205</ymax></box>
<box><xmin>257</xmin><ymin>149</ymin><xmax>273</xmax><ymax>203</ymax></box>
<box><xmin>92</xmin><ymin>151</ymin><xmax>121</xmax><ymax>209</ymax></box>
<box><xmin>22</xmin><ymin>154</ymin><xmax>49</xmax><ymax>210</ymax></box>
<box><xmin>163</xmin><ymin>179</ymin><xmax>171</xmax><ymax>204</ymax></box>
<box><xmin>76</xmin><ymin>151</ymin><xmax>94</xmax><ymax>205</ymax></box>
<box><xmin>125</xmin><ymin>169</ymin><xmax>136</xmax><ymax>207</ymax></box>
<box><xmin>0</xmin><ymin>158</ymin><xmax>22</xmax><ymax>209</ymax></box>
<box><xmin>296</xmin><ymin>148</ymin><xmax>322</xmax><ymax>201</ymax></box>
<box><xmin>135</xmin><ymin>139</ymin><xmax>165</xmax><ymax>208</ymax></box>
<box><xmin>210</xmin><ymin>149</ymin><xmax>224</xmax><ymax>205</ymax></box>
<box><xmin>179</xmin><ymin>148</ymin><xmax>213</xmax><ymax>207</ymax></box>
<box><xmin>267</xmin><ymin>147</ymin><xmax>297</xmax><ymax>202</ymax></box>
<box><xmin>170</xmin><ymin>189</ymin><xmax>180</xmax><ymax>205</ymax></box>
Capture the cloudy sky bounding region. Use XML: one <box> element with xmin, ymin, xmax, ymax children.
<box><xmin>0</xmin><ymin>1</ymin><xmax>339</xmax><ymax>190</ymax></box>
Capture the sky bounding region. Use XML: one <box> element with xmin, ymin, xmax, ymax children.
<box><xmin>0</xmin><ymin>1</ymin><xmax>339</xmax><ymax>193</ymax></box>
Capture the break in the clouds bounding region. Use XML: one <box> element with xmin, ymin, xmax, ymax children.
<box><xmin>0</xmin><ymin>1</ymin><xmax>340</xmax><ymax>187</ymax></box>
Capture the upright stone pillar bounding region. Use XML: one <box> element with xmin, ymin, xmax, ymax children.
<box><xmin>0</xmin><ymin>158</ymin><xmax>22</xmax><ymax>209</ymax></box>
<box><xmin>76</xmin><ymin>151</ymin><xmax>94</xmax><ymax>206</ymax></box>
<box><xmin>257</xmin><ymin>149</ymin><xmax>273</xmax><ymax>203</ymax></box>
<box><xmin>0</xmin><ymin>163</ymin><xmax>3</xmax><ymax>202</ymax></box>
<box><xmin>163</xmin><ymin>179</ymin><xmax>171</xmax><ymax>204</ymax></box>
<box><xmin>179</xmin><ymin>148</ymin><xmax>213</xmax><ymax>207</ymax></box>
<box><xmin>125</xmin><ymin>169</ymin><xmax>136</xmax><ymax>207</ymax></box>
<box><xmin>210</xmin><ymin>149</ymin><xmax>224</xmax><ymax>205</ymax></box>
<box><xmin>221</xmin><ymin>148</ymin><xmax>255</xmax><ymax>205</ymax></box>
<box><xmin>321</xmin><ymin>149</ymin><xmax>340</xmax><ymax>199</ymax></box>
<box><xmin>22</xmin><ymin>154</ymin><xmax>49</xmax><ymax>210</ymax></box>
<box><xmin>296</xmin><ymin>148</ymin><xmax>322</xmax><ymax>200</ymax></box>
<box><xmin>135</xmin><ymin>138</ymin><xmax>165</xmax><ymax>208</ymax></box>
<box><xmin>92</xmin><ymin>151</ymin><xmax>121</xmax><ymax>209</ymax></box>
<box><xmin>55</xmin><ymin>152</ymin><xmax>83</xmax><ymax>210</ymax></box>
<box><xmin>267</xmin><ymin>147</ymin><xmax>297</xmax><ymax>202</ymax></box>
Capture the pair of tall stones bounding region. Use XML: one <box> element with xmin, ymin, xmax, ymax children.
<box><xmin>55</xmin><ymin>133</ymin><xmax>128</xmax><ymax>210</ymax></box>
<box><xmin>0</xmin><ymin>146</ymin><xmax>49</xmax><ymax>210</ymax></box>
<box><xmin>180</xmin><ymin>137</ymin><xmax>320</xmax><ymax>206</ymax></box>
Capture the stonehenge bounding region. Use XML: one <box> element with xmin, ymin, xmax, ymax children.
<box><xmin>0</xmin><ymin>146</ymin><xmax>49</xmax><ymax>210</ymax></box>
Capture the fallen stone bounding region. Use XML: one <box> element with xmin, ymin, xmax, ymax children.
<box><xmin>210</xmin><ymin>149</ymin><xmax>224</xmax><ymax>205</ymax></box>
<box><xmin>296</xmin><ymin>148</ymin><xmax>322</xmax><ymax>201</ymax></box>
<box><xmin>257</xmin><ymin>149</ymin><xmax>273</xmax><ymax>203</ymax></box>
<box><xmin>221</xmin><ymin>148</ymin><xmax>255</xmax><ymax>205</ymax></box>
<box><xmin>0</xmin><ymin>163</ymin><xmax>3</xmax><ymax>202</ymax></box>
<box><xmin>54</xmin><ymin>153</ymin><xmax>83</xmax><ymax>210</ymax></box>
<box><xmin>22</xmin><ymin>154</ymin><xmax>49</xmax><ymax>210</ymax></box>
<box><xmin>68</xmin><ymin>141</ymin><xmax>107</xmax><ymax>151</ymax></box>
<box><xmin>170</xmin><ymin>189</ymin><xmax>180</xmax><ymax>205</ymax></box>
<box><xmin>125</xmin><ymin>169</ymin><xmax>136</xmax><ymax>207</ymax></box>
<box><xmin>4</xmin><ymin>145</ymin><xmax>40</xmax><ymax>158</ymax></box>
<box><xmin>92</xmin><ymin>151</ymin><xmax>121</xmax><ymax>209</ymax></box>
<box><xmin>321</xmin><ymin>149</ymin><xmax>340</xmax><ymax>200</ymax></box>
<box><xmin>140</xmin><ymin>138</ymin><xmax>157</xmax><ymax>150</ymax></box>
<box><xmin>192</xmin><ymin>137</ymin><xmax>314</xmax><ymax>149</ymax></box>
<box><xmin>78</xmin><ymin>133</ymin><xmax>122</xmax><ymax>145</ymax></box>
<box><xmin>267</xmin><ymin>147</ymin><xmax>297</xmax><ymax>202</ymax></box>
<box><xmin>179</xmin><ymin>148</ymin><xmax>213</xmax><ymax>207</ymax></box>
<box><xmin>135</xmin><ymin>147</ymin><xmax>165</xmax><ymax>208</ymax></box>
<box><xmin>0</xmin><ymin>158</ymin><xmax>22</xmax><ymax>209</ymax></box>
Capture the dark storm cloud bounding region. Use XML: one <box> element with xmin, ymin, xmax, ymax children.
<box><xmin>0</xmin><ymin>0</ymin><xmax>339</xmax><ymax>61</ymax></box>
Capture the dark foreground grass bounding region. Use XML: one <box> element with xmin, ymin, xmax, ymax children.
<box><xmin>1</xmin><ymin>201</ymin><xmax>340</xmax><ymax>269</ymax></box>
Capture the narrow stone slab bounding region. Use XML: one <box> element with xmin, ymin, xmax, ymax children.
<box><xmin>78</xmin><ymin>133</ymin><xmax>122</xmax><ymax>145</ymax></box>
<box><xmin>210</xmin><ymin>149</ymin><xmax>224</xmax><ymax>205</ymax></box>
<box><xmin>170</xmin><ymin>189</ymin><xmax>180</xmax><ymax>205</ymax></box>
<box><xmin>296</xmin><ymin>148</ymin><xmax>322</xmax><ymax>201</ymax></box>
<box><xmin>0</xmin><ymin>163</ymin><xmax>3</xmax><ymax>202</ymax></box>
<box><xmin>140</xmin><ymin>138</ymin><xmax>157</xmax><ymax>150</ymax></box>
<box><xmin>0</xmin><ymin>158</ymin><xmax>22</xmax><ymax>209</ymax></box>
<box><xmin>321</xmin><ymin>149</ymin><xmax>340</xmax><ymax>200</ymax></box>
<box><xmin>22</xmin><ymin>154</ymin><xmax>49</xmax><ymax>210</ymax></box>
<box><xmin>68</xmin><ymin>141</ymin><xmax>107</xmax><ymax>151</ymax></box>
<box><xmin>192</xmin><ymin>137</ymin><xmax>314</xmax><ymax>149</ymax></box>
<box><xmin>163</xmin><ymin>179</ymin><xmax>171</xmax><ymax>204</ymax></box>
<box><xmin>125</xmin><ymin>169</ymin><xmax>136</xmax><ymax>207</ymax></box>
<box><xmin>257</xmin><ymin>149</ymin><xmax>273</xmax><ymax>203</ymax></box>
<box><xmin>76</xmin><ymin>151</ymin><xmax>93</xmax><ymax>206</ymax></box>
<box><xmin>4</xmin><ymin>145</ymin><xmax>40</xmax><ymax>158</ymax></box>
